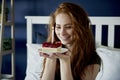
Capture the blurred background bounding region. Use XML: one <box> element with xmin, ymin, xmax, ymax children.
<box><xmin>1</xmin><ymin>0</ymin><xmax>120</xmax><ymax>80</ymax></box>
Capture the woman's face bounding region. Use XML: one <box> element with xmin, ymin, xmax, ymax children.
<box><xmin>55</xmin><ymin>13</ymin><xmax>73</xmax><ymax>46</ymax></box>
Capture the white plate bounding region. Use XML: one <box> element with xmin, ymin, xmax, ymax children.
<box><xmin>60</xmin><ymin>48</ymin><xmax>68</xmax><ymax>53</ymax></box>
<box><xmin>39</xmin><ymin>48</ymin><xmax>68</xmax><ymax>54</ymax></box>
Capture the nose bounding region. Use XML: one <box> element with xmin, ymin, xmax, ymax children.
<box><xmin>60</xmin><ymin>28</ymin><xmax>66</xmax><ymax>36</ymax></box>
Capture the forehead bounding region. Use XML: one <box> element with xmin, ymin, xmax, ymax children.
<box><xmin>55</xmin><ymin>13</ymin><xmax>72</xmax><ymax>24</ymax></box>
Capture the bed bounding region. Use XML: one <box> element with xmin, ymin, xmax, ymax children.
<box><xmin>24</xmin><ymin>16</ymin><xmax>120</xmax><ymax>80</ymax></box>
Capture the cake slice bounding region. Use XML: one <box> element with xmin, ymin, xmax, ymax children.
<box><xmin>41</xmin><ymin>41</ymin><xmax>62</xmax><ymax>53</ymax></box>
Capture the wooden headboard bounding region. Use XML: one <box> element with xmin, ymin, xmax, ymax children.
<box><xmin>25</xmin><ymin>16</ymin><xmax>120</xmax><ymax>48</ymax></box>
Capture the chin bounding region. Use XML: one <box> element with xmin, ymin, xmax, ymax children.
<box><xmin>61</xmin><ymin>41</ymin><xmax>70</xmax><ymax>45</ymax></box>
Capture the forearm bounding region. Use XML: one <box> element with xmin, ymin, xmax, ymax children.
<box><xmin>41</xmin><ymin>58</ymin><xmax>56</xmax><ymax>80</ymax></box>
<box><xmin>60</xmin><ymin>59</ymin><xmax>73</xmax><ymax>80</ymax></box>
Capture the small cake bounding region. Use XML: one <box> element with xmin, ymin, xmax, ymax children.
<box><xmin>41</xmin><ymin>42</ymin><xmax>62</xmax><ymax>53</ymax></box>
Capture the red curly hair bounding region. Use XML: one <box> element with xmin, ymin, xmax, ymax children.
<box><xmin>41</xmin><ymin>2</ymin><xmax>96</xmax><ymax>80</ymax></box>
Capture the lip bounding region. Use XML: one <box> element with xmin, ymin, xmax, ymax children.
<box><xmin>60</xmin><ymin>36</ymin><xmax>70</xmax><ymax>41</ymax></box>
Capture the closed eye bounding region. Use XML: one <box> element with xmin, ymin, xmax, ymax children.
<box><xmin>65</xmin><ymin>26</ymin><xmax>72</xmax><ymax>29</ymax></box>
<box><xmin>55</xmin><ymin>24</ymin><xmax>61</xmax><ymax>29</ymax></box>
<box><xmin>64</xmin><ymin>25</ymin><xmax>72</xmax><ymax>29</ymax></box>
<box><xmin>55</xmin><ymin>26</ymin><xmax>61</xmax><ymax>29</ymax></box>
<box><xmin>55</xmin><ymin>24</ymin><xmax>73</xmax><ymax>29</ymax></box>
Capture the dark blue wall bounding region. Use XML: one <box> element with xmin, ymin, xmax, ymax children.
<box><xmin>2</xmin><ymin>0</ymin><xmax>120</xmax><ymax>80</ymax></box>
<box><xmin>14</xmin><ymin>0</ymin><xmax>120</xmax><ymax>40</ymax></box>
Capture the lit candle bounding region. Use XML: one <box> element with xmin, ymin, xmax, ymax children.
<box><xmin>51</xmin><ymin>27</ymin><xmax>54</xmax><ymax>43</ymax></box>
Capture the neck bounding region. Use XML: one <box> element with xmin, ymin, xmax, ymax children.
<box><xmin>65</xmin><ymin>44</ymin><xmax>73</xmax><ymax>51</ymax></box>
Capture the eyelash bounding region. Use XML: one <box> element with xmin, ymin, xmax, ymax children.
<box><xmin>55</xmin><ymin>25</ymin><xmax>72</xmax><ymax>29</ymax></box>
<box><xmin>55</xmin><ymin>26</ymin><xmax>61</xmax><ymax>29</ymax></box>
<box><xmin>65</xmin><ymin>26</ymin><xmax>72</xmax><ymax>28</ymax></box>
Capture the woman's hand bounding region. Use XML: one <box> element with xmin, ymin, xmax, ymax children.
<box><xmin>39</xmin><ymin>50</ymin><xmax>73</xmax><ymax>80</ymax></box>
<box><xmin>39</xmin><ymin>52</ymin><xmax>58</xmax><ymax>59</ymax></box>
<box><xmin>56</xmin><ymin>50</ymin><xmax>71</xmax><ymax>61</ymax></box>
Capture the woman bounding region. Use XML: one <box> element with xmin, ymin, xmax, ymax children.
<box><xmin>39</xmin><ymin>2</ymin><xmax>101</xmax><ymax>80</ymax></box>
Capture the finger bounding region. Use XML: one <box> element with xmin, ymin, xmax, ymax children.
<box><xmin>39</xmin><ymin>52</ymin><xmax>49</xmax><ymax>57</ymax></box>
<box><xmin>49</xmin><ymin>53</ymin><xmax>58</xmax><ymax>58</ymax></box>
<box><xmin>38</xmin><ymin>48</ymin><xmax>42</xmax><ymax>52</ymax></box>
<box><xmin>43</xmin><ymin>53</ymin><xmax>49</xmax><ymax>56</ymax></box>
<box><xmin>39</xmin><ymin>52</ymin><xmax>44</xmax><ymax>56</ymax></box>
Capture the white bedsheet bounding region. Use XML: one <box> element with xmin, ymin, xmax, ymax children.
<box><xmin>25</xmin><ymin>44</ymin><xmax>120</xmax><ymax>80</ymax></box>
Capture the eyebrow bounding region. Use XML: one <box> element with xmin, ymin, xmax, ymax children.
<box><xmin>55</xmin><ymin>23</ymin><xmax>72</xmax><ymax>26</ymax></box>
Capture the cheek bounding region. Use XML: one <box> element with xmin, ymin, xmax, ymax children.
<box><xmin>55</xmin><ymin>29</ymin><xmax>58</xmax><ymax>34</ymax></box>
<box><xmin>69</xmin><ymin>30</ymin><xmax>74</xmax><ymax>40</ymax></box>
<box><xmin>55</xmin><ymin>30</ymin><xmax>60</xmax><ymax>37</ymax></box>
<box><xmin>68</xmin><ymin>30</ymin><xmax>73</xmax><ymax>36</ymax></box>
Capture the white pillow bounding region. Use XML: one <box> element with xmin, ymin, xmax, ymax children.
<box><xmin>25</xmin><ymin>44</ymin><xmax>44</xmax><ymax>80</ymax></box>
<box><xmin>96</xmin><ymin>46</ymin><xmax>120</xmax><ymax>80</ymax></box>
<box><xmin>25</xmin><ymin>44</ymin><xmax>120</xmax><ymax>80</ymax></box>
